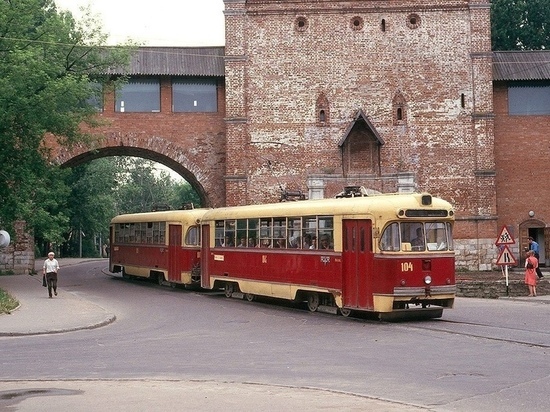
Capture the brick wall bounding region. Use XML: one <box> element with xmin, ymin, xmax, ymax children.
<box><xmin>494</xmin><ymin>83</ymin><xmax>550</xmax><ymax>256</ymax></box>
<box><xmin>225</xmin><ymin>0</ymin><xmax>496</xmax><ymax>268</ymax></box>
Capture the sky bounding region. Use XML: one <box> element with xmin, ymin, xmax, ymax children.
<box><xmin>54</xmin><ymin>0</ymin><xmax>225</xmax><ymax>47</ymax></box>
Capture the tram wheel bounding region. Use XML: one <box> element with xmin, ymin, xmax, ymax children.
<box><xmin>157</xmin><ymin>274</ymin><xmax>164</xmax><ymax>286</ymax></box>
<box><xmin>121</xmin><ymin>268</ymin><xmax>130</xmax><ymax>280</ymax></box>
<box><xmin>307</xmin><ymin>292</ymin><xmax>320</xmax><ymax>312</ymax></box>
<box><xmin>245</xmin><ymin>293</ymin><xmax>254</xmax><ymax>302</ymax></box>
<box><xmin>340</xmin><ymin>308</ymin><xmax>352</xmax><ymax>317</ymax></box>
<box><xmin>224</xmin><ymin>283</ymin><xmax>234</xmax><ymax>298</ymax></box>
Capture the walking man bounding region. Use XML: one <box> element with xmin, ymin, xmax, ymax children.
<box><xmin>528</xmin><ymin>237</ymin><xmax>544</xmax><ymax>278</ymax></box>
<box><xmin>43</xmin><ymin>252</ymin><xmax>60</xmax><ymax>298</ymax></box>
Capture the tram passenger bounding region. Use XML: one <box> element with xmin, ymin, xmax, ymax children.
<box><xmin>221</xmin><ymin>236</ymin><xmax>233</xmax><ymax>247</ymax></box>
<box><xmin>302</xmin><ymin>234</ymin><xmax>312</xmax><ymax>249</ymax></box>
<box><xmin>288</xmin><ymin>235</ymin><xmax>300</xmax><ymax>248</ymax></box>
<box><xmin>274</xmin><ymin>238</ymin><xmax>286</xmax><ymax>248</ymax></box>
<box><xmin>309</xmin><ymin>236</ymin><xmax>317</xmax><ymax>249</ymax></box>
<box><xmin>319</xmin><ymin>234</ymin><xmax>332</xmax><ymax>250</ymax></box>
<box><xmin>237</xmin><ymin>237</ymin><xmax>247</xmax><ymax>247</ymax></box>
<box><xmin>248</xmin><ymin>237</ymin><xmax>256</xmax><ymax>247</ymax></box>
<box><xmin>258</xmin><ymin>239</ymin><xmax>271</xmax><ymax>248</ymax></box>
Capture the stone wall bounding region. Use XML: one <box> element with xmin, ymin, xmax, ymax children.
<box><xmin>0</xmin><ymin>221</ymin><xmax>34</xmax><ymax>275</ymax></box>
<box><xmin>457</xmin><ymin>278</ymin><xmax>550</xmax><ymax>298</ymax></box>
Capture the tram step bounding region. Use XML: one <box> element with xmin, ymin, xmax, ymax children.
<box><xmin>317</xmin><ymin>305</ymin><xmax>338</xmax><ymax>315</ymax></box>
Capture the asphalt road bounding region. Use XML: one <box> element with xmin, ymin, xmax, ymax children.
<box><xmin>1</xmin><ymin>260</ymin><xmax>549</xmax><ymax>411</ymax></box>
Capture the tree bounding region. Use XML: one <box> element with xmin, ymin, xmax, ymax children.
<box><xmin>113</xmin><ymin>158</ymin><xmax>197</xmax><ymax>215</ymax></box>
<box><xmin>0</xmin><ymin>0</ymin><xmax>133</xmax><ymax>243</ymax></box>
<box><xmin>59</xmin><ymin>158</ymin><xmax>119</xmax><ymax>257</ymax></box>
<box><xmin>492</xmin><ymin>0</ymin><xmax>550</xmax><ymax>50</ymax></box>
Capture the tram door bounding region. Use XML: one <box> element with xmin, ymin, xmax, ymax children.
<box><xmin>342</xmin><ymin>219</ymin><xmax>373</xmax><ymax>309</ymax></box>
<box><xmin>168</xmin><ymin>225</ymin><xmax>182</xmax><ymax>282</ymax></box>
<box><xmin>200</xmin><ymin>224</ymin><xmax>211</xmax><ymax>289</ymax></box>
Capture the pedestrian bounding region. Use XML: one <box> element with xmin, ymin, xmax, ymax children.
<box><xmin>524</xmin><ymin>250</ymin><xmax>538</xmax><ymax>297</ymax></box>
<box><xmin>43</xmin><ymin>252</ymin><xmax>60</xmax><ymax>298</ymax></box>
<box><xmin>528</xmin><ymin>237</ymin><xmax>544</xmax><ymax>278</ymax></box>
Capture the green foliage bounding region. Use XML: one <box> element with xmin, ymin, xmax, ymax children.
<box><xmin>112</xmin><ymin>157</ymin><xmax>200</xmax><ymax>214</ymax></box>
<box><xmin>0</xmin><ymin>0</ymin><xmax>135</xmax><ymax>243</ymax></box>
<box><xmin>57</xmin><ymin>158</ymin><xmax>118</xmax><ymax>256</ymax></box>
<box><xmin>0</xmin><ymin>288</ymin><xmax>19</xmax><ymax>315</ymax></box>
<box><xmin>174</xmin><ymin>181</ymin><xmax>202</xmax><ymax>210</ymax></box>
<box><xmin>492</xmin><ymin>0</ymin><xmax>550</xmax><ymax>50</ymax></box>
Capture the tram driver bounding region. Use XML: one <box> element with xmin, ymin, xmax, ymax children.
<box><xmin>411</xmin><ymin>227</ymin><xmax>425</xmax><ymax>250</ymax></box>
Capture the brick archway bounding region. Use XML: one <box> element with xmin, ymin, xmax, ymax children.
<box><xmin>51</xmin><ymin>133</ymin><xmax>225</xmax><ymax>208</ymax></box>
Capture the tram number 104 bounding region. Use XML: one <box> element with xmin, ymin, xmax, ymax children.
<box><xmin>401</xmin><ymin>262</ymin><xmax>414</xmax><ymax>272</ymax></box>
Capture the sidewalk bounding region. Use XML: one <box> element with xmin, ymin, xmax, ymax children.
<box><xmin>0</xmin><ymin>258</ymin><xmax>115</xmax><ymax>336</ymax></box>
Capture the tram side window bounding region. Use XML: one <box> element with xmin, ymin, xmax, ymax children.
<box><xmin>302</xmin><ymin>216</ymin><xmax>317</xmax><ymax>249</ymax></box>
<box><xmin>380</xmin><ymin>223</ymin><xmax>400</xmax><ymax>251</ymax></box>
<box><xmin>446</xmin><ymin>222</ymin><xmax>454</xmax><ymax>250</ymax></box>
<box><xmin>185</xmin><ymin>226</ymin><xmax>199</xmax><ymax>246</ymax></box>
<box><xmin>236</xmin><ymin>219</ymin><xmax>248</xmax><ymax>247</ymax></box>
<box><xmin>136</xmin><ymin>223</ymin><xmax>143</xmax><ymax>243</ymax></box>
<box><xmin>215</xmin><ymin>220</ymin><xmax>225</xmax><ymax>246</ymax></box>
<box><xmin>152</xmin><ymin>222</ymin><xmax>160</xmax><ymax>243</ymax></box>
<box><xmin>114</xmin><ymin>224</ymin><xmax>123</xmax><ymax>243</ymax></box>
<box><xmin>159</xmin><ymin>223</ymin><xmax>166</xmax><ymax>244</ymax></box>
<box><xmin>273</xmin><ymin>218</ymin><xmax>287</xmax><ymax>248</ymax></box>
<box><xmin>247</xmin><ymin>218</ymin><xmax>259</xmax><ymax>247</ymax></box>
<box><xmin>318</xmin><ymin>216</ymin><xmax>334</xmax><ymax>250</ymax></box>
<box><xmin>123</xmin><ymin>223</ymin><xmax>131</xmax><ymax>243</ymax></box>
<box><xmin>288</xmin><ymin>218</ymin><xmax>301</xmax><ymax>248</ymax></box>
<box><xmin>259</xmin><ymin>218</ymin><xmax>272</xmax><ymax>247</ymax></box>
<box><xmin>146</xmin><ymin>222</ymin><xmax>153</xmax><ymax>244</ymax></box>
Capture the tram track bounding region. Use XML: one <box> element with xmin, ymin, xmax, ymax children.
<box><xmin>402</xmin><ymin>318</ymin><xmax>550</xmax><ymax>349</ymax></box>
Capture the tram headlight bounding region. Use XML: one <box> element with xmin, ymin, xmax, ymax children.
<box><xmin>424</xmin><ymin>275</ymin><xmax>432</xmax><ymax>285</ymax></box>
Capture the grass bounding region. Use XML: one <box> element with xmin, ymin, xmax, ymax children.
<box><xmin>0</xmin><ymin>288</ymin><xmax>19</xmax><ymax>314</ymax></box>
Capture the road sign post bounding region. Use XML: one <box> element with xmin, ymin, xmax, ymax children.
<box><xmin>495</xmin><ymin>227</ymin><xmax>516</xmax><ymax>296</ymax></box>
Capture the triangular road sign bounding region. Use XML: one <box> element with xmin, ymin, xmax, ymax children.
<box><xmin>496</xmin><ymin>245</ymin><xmax>517</xmax><ymax>266</ymax></box>
<box><xmin>495</xmin><ymin>226</ymin><xmax>515</xmax><ymax>245</ymax></box>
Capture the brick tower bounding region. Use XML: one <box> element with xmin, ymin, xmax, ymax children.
<box><xmin>224</xmin><ymin>0</ymin><xmax>495</xmax><ymax>268</ymax></box>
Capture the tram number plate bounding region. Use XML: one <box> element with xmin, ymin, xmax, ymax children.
<box><xmin>401</xmin><ymin>262</ymin><xmax>413</xmax><ymax>272</ymax></box>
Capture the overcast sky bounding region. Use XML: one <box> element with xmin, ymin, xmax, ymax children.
<box><xmin>54</xmin><ymin>0</ymin><xmax>225</xmax><ymax>47</ymax></box>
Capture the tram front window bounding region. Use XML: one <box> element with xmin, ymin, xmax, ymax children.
<box><xmin>380</xmin><ymin>222</ymin><xmax>452</xmax><ymax>252</ymax></box>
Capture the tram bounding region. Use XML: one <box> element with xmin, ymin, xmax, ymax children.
<box><xmin>200</xmin><ymin>192</ymin><xmax>455</xmax><ymax>320</ymax></box>
<box><xmin>109</xmin><ymin>209</ymin><xmax>209</xmax><ymax>287</ymax></box>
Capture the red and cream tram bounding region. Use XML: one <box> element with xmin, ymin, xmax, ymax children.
<box><xmin>109</xmin><ymin>209</ymin><xmax>209</xmax><ymax>287</ymax></box>
<box><xmin>200</xmin><ymin>192</ymin><xmax>455</xmax><ymax>320</ymax></box>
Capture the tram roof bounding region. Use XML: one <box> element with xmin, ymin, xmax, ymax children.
<box><xmin>201</xmin><ymin>193</ymin><xmax>453</xmax><ymax>220</ymax></box>
<box><xmin>110</xmin><ymin>208</ymin><xmax>210</xmax><ymax>224</ymax></box>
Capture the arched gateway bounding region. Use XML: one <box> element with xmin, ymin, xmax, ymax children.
<box><xmin>49</xmin><ymin>47</ymin><xmax>227</xmax><ymax>208</ymax></box>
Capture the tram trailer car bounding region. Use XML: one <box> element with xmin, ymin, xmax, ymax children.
<box><xmin>109</xmin><ymin>209</ymin><xmax>209</xmax><ymax>287</ymax></box>
<box><xmin>200</xmin><ymin>193</ymin><xmax>455</xmax><ymax>320</ymax></box>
